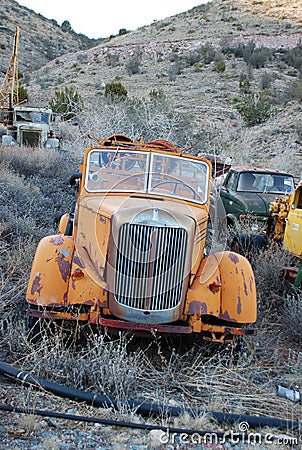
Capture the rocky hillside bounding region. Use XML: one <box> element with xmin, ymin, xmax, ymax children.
<box><xmin>1</xmin><ymin>0</ymin><xmax>302</xmax><ymax>176</ymax></box>
<box><xmin>0</xmin><ymin>0</ymin><xmax>100</xmax><ymax>72</ymax></box>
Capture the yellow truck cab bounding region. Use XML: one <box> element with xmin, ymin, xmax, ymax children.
<box><xmin>284</xmin><ymin>181</ymin><xmax>302</xmax><ymax>258</ymax></box>
<box><xmin>26</xmin><ymin>135</ymin><xmax>257</xmax><ymax>342</ymax></box>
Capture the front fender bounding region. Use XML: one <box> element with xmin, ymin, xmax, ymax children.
<box><xmin>185</xmin><ymin>251</ymin><xmax>257</xmax><ymax>324</ymax></box>
<box><xmin>26</xmin><ymin>235</ymin><xmax>74</xmax><ymax>306</ymax></box>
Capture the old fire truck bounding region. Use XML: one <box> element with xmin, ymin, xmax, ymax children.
<box><xmin>26</xmin><ymin>135</ymin><xmax>257</xmax><ymax>342</ymax></box>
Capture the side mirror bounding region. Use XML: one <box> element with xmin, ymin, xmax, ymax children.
<box><xmin>69</xmin><ymin>172</ymin><xmax>82</xmax><ymax>186</ymax></box>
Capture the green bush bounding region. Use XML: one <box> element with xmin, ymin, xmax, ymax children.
<box><xmin>104</xmin><ymin>80</ymin><xmax>128</xmax><ymax>100</ymax></box>
<box><xmin>149</xmin><ymin>88</ymin><xmax>166</xmax><ymax>101</ymax></box>
<box><xmin>184</xmin><ymin>50</ymin><xmax>202</xmax><ymax>67</ymax></box>
<box><xmin>61</xmin><ymin>20</ymin><xmax>72</xmax><ymax>32</ymax></box>
<box><xmin>201</xmin><ymin>43</ymin><xmax>219</xmax><ymax>64</ymax></box>
<box><xmin>168</xmin><ymin>60</ymin><xmax>182</xmax><ymax>81</ymax></box>
<box><xmin>286</xmin><ymin>79</ymin><xmax>302</xmax><ymax>102</ymax></box>
<box><xmin>49</xmin><ymin>86</ymin><xmax>83</xmax><ymax>120</ymax></box>
<box><xmin>281</xmin><ymin>45</ymin><xmax>302</xmax><ymax>74</ymax></box>
<box><xmin>118</xmin><ymin>28</ymin><xmax>128</xmax><ymax>36</ymax></box>
<box><xmin>260</xmin><ymin>71</ymin><xmax>274</xmax><ymax>90</ymax></box>
<box><xmin>214</xmin><ymin>59</ymin><xmax>226</xmax><ymax>73</ymax></box>
<box><xmin>225</xmin><ymin>41</ymin><xmax>273</xmax><ymax>68</ymax></box>
<box><xmin>232</xmin><ymin>90</ymin><xmax>275</xmax><ymax>126</ymax></box>
<box><xmin>18</xmin><ymin>81</ymin><xmax>28</xmax><ymax>104</ymax></box>
<box><xmin>249</xmin><ymin>46</ymin><xmax>273</xmax><ymax>68</ymax></box>
<box><xmin>239</xmin><ymin>74</ymin><xmax>251</xmax><ymax>94</ymax></box>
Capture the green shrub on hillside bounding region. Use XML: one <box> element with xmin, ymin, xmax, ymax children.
<box><xmin>18</xmin><ymin>81</ymin><xmax>28</xmax><ymax>104</ymax></box>
<box><xmin>286</xmin><ymin>79</ymin><xmax>302</xmax><ymax>102</ymax></box>
<box><xmin>104</xmin><ymin>80</ymin><xmax>128</xmax><ymax>100</ymax></box>
<box><xmin>231</xmin><ymin>90</ymin><xmax>275</xmax><ymax>126</ymax></box>
<box><xmin>214</xmin><ymin>59</ymin><xmax>226</xmax><ymax>73</ymax></box>
<box><xmin>281</xmin><ymin>44</ymin><xmax>302</xmax><ymax>74</ymax></box>
<box><xmin>239</xmin><ymin>74</ymin><xmax>251</xmax><ymax>93</ymax></box>
<box><xmin>168</xmin><ymin>60</ymin><xmax>182</xmax><ymax>81</ymax></box>
<box><xmin>224</xmin><ymin>41</ymin><xmax>273</xmax><ymax>68</ymax></box>
<box><xmin>49</xmin><ymin>86</ymin><xmax>83</xmax><ymax>120</ymax></box>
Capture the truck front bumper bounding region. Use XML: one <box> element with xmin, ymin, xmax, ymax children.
<box><xmin>28</xmin><ymin>307</ymin><xmax>257</xmax><ymax>343</ymax></box>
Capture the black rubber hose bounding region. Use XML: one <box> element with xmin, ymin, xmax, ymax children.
<box><xmin>5</xmin><ymin>403</ymin><xmax>297</xmax><ymax>445</ymax></box>
<box><xmin>0</xmin><ymin>360</ymin><xmax>300</xmax><ymax>431</ymax></box>
<box><xmin>0</xmin><ymin>404</ymin><xmax>230</xmax><ymax>439</ymax></box>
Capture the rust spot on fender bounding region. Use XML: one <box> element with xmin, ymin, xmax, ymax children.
<box><xmin>220</xmin><ymin>310</ymin><xmax>237</xmax><ymax>322</ymax></box>
<box><xmin>241</xmin><ymin>269</ymin><xmax>248</xmax><ymax>296</ymax></box>
<box><xmin>50</xmin><ymin>236</ymin><xmax>64</xmax><ymax>246</ymax></box>
<box><xmin>56</xmin><ymin>254</ymin><xmax>70</xmax><ymax>282</ymax></box>
<box><xmin>73</xmin><ymin>254</ymin><xmax>85</xmax><ymax>268</ymax></box>
<box><xmin>228</xmin><ymin>252</ymin><xmax>239</xmax><ymax>264</ymax></box>
<box><xmin>31</xmin><ymin>274</ymin><xmax>42</xmax><ymax>296</ymax></box>
<box><xmin>237</xmin><ymin>296</ymin><xmax>242</xmax><ymax>314</ymax></box>
<box><xmin>187</xmin><ymin>300</ymin><xmax>208</xmax><ymax>315</ymax></box>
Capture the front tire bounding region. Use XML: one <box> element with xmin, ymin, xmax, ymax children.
<box><xmin>26</xmin><ymin>305</ymin><xmax>44</xmax><ymax>343</ymax></box>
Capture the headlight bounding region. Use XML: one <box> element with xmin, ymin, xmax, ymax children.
<box><xmin>251</xmin><ymin>223</ymin><xmax>259</xmax><ymax>232</ymax></box>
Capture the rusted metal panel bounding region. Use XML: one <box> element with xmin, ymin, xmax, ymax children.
<box><xmin>185</xmin><ymin>251</ymin><xmax>257</xmax><ymax>327</ymax></box>
<box><xmin>26</xmin><ymin>235</ymin><xmax>74</xmax><ymax>306</ymax></box>
<box><xmin>97</xmin><ymin>317</ymin><xmax>192</xmax><ymax>334</ymax></box>
<box><xmin>218</xmin><ymin>251</ymin><xmax>257</xmax><ymax>323</ymax></box>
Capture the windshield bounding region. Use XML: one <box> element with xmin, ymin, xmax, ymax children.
<box><xmin>237</xmin><ymin>172</ymin><xmax>294</xmax><ymax>194</ymax></box>
<box><xmin>14</xmin><ymin>110</ymin><xmax>50</xmax><ymax>123</ymax></box>
<box><xmin>86</xmin><ymin>150</ymin><xmax>209</xmax><ymax>204</ymax></box>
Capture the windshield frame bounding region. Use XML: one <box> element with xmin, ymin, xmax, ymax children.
<box><xmin>147</xmin><ymin>152</ymin><xmax>209</xmax><ymax>204</ymax></box>
<box><xmin>236</xmin><ymin>171</ymin><xmax>294</xmax><ymax>195</ymax></box>
<box><xmin>85</xmin><ymin>149</ymin><xmax>150</xmax><ymax>194</ymax></box>
<box><xmin>85</xmin><ymin>149</ymin><xmax>210</xmax><ymax>205</ymax></box>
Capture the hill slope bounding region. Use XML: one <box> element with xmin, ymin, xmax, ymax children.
<box><xmin>0</xmin><ymin>0</ymin><xmax>302</xmax><ymax>176</ymax></box>
<box><xmin>0</xmin><ymin>0</ymin><xmax>100</xmax><ymax>72</ymax></box>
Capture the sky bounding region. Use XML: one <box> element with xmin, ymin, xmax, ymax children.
<box><xmin>16</xmin><ymin>1</ymin><xmax>211</xmax><ymax>39</ymax></box>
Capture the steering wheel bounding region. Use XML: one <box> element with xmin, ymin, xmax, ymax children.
<box><xmin>101</xmin><ymin>152</ymin><xmax>136</xmax><ymax>170</ymax></box>
<box><xmin>152</xmin><ymin>180</ymin><xmax>196</xmax><ymax>199</ymax></box>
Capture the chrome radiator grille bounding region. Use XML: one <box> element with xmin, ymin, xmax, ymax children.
<box><xmin>115</xmin><ymin>223</ymin><xmax>187</xmax><ymax>311</ymax></box>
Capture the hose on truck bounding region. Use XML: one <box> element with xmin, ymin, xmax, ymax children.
<box><xmin>0</xmin><ymin>359</ymin><xmax>300</xmax><ymax>432</ymax></box>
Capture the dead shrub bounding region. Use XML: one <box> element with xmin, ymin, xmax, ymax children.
<box><xmin>252</xmin><ymin>242</ymin><xmax>294</xmax><ymax>311</ymax></box>
<box><xmin>281</xmin><ymin>293</ymin><xmax>302</xmax><ymax>344</ymax></box>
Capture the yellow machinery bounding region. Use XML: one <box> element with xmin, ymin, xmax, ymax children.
<box><xmin>269</xmin><ymin>181</ymin><xmax>302</xmax><ymax>287</ymax></box>
<box><xmin>0</xmin><ymin>26</ymin><xmax>19</xmax><ymax>118</ymax></box>
<box><xmin>26</xmin><ymin>135</ymin><xmax>257</xmax><ymax>342</ymax></box>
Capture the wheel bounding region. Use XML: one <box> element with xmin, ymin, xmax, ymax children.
<box><xmin>26</xmin><ymin>305</ymin><xmax>49</xmax><ymax>343</ymax></box>
<box><xmin>26</xmin><ymin>310</ymin><xmax>43</xmax><ymax>343</ymax></box>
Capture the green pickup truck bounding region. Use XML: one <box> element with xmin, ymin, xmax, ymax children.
<box><xmin>218</xmin><ymin>166</ymin><xmax>295</xmax><ymax>233</ymax></box>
